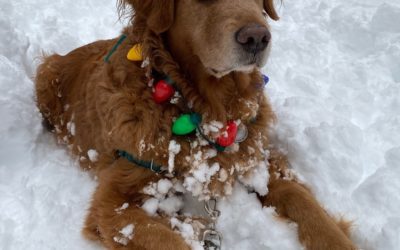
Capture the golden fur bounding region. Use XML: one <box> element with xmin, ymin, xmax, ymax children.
<box><xmin>35</xmin><ymin>0</ymin><xmax>357</xmax><ymax>249</ymax></box>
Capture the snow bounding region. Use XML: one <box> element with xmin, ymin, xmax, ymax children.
<box><xmin>87</xmin><ymin>149</ymin><xmax>99</xmax><ymax>162</ymax></box>
<box><xmin>192</xmin><ymin>163</ymin><xmax>220</xmax><ymax>184</ymax></box>
<box><xmin>218</xmin><ymin>185</ymin><xmax>303</xmax><ymax>250</ymax></box>
<box><xmin>141</xmin><ymin>179</ymin><xmax>184</xmax><ymax>216</ymax></box>
<box><xmin>115</xmin><ymin>202</ymin><xmax>129</xmax><ymax>215</ymax></box>
<box><xmin>238</xmin><ymin>160</ymin><xmax>269</xmax><ymax>196</ymax></box>
<box><xmin>113</xmin><ymin>224</ymin><xmax>134</xmax><ymax>246</ymax></box>
<box><xmin>66</xmin><ymin>121</ymin><xmax>75</xmax><ymax>136</ymax></box>
<box><xmin>157</xmin><ymin>179</ymin><xmax>174</xmax><ymax>194</ymax></box>
<box><xmin>120</xmin><ymin>224</ymin><xmax>134</xmax><ymax>238</ymax></box>
<box><xmin>170</xmin><ymin>217</ymin><xmax>205</xmax><ymax>250</ymax></box>
<box><xmin>141</xmin><ymin>198</ymin><xmax>159</xmax><ymax>216</ymax></box>
<box><xmin>168</xmin><ymin>140</ymin><xmax>181</xmax><ymax>173</ymax></box>
<box><xmin>0</xmin><ymin>0</ymin><xmax>399</xmax><ymax>250</ymax></box>
<box><xmin>158</xmin><ymin>196</ymin><xmax>184</xmax><ymax>216</ymax></box>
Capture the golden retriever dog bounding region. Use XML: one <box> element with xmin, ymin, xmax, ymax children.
<box><xmin>35</xmin><ymin>0</ymin><xmax>357</xmax><ymax>249</ymax></box>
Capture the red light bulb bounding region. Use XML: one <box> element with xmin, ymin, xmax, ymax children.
<box><xmin>152</xmin><ymin>80</ymin><xmax>175</xmax><ymax>104</ymax></box>
<box><xmin>216</xmin><ymin>121</ymin><xmax>238</xmax><ymax>147</ymax></box>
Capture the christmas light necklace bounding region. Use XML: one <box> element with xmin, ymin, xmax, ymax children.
<box><xmin>126</xmin><ymin>43</ymin><xmax>269</xmax><ymax>152</ymax></box>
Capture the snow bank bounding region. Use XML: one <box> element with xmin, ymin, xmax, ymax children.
<box><xmin>1</xmin><ymin>0</ymin><xmax>399</xmax><ymax>249</ymax></box>
<box><xmin>266</xmin><ymin>1</ymin><xmax>400</xmax><ymax>249</ymax></box>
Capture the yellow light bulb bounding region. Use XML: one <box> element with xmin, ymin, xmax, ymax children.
<box><xmin>127</xmin><ymin>44</ymin><xmax>143</xmax><ymax>61</ymax></box>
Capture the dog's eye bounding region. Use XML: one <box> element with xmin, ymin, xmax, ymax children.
<box><xmin>262</xmin><ymin>10</ymin><xmax>268</xmax><ymax>18</ymax></box>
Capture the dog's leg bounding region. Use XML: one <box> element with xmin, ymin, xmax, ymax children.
<box><xmin>261</xmin><ymin>179</ymin><xmax>356</xmax><ymax>250</ymax></box>
<box><xmin>259</xmin><ymin>152</ymin><xmax>357</xmax><ymax>250</ymax></box>
<box><xmin>35</xmin><ymin>54</ymin><xmax>65</xmax><ymax>129</ymax></box>
<box><xmin>83</xmin><ymin>159</ymin><xmax>190</xmax><ymax>250</ymax></box>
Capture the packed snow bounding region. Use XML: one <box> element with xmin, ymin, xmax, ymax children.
<box><xmin>141</xmin><ymin>179</ymin><xmax>184</xmax><ymax>216</ymax></box>
<box><xmin>87</xmin><ymin>149</ymin><xmax>99</xmax><ymax>162</ymax></box>
<box><xmin>168</xmin><ymin>140</ymin><xmax>181</xmax><ymax>173</ymax></box>
<box><xmin>113</xmin><ymin>224</ymin><xmax>135</xmax><ymax>246</ymax></box>
<box><xmin>0</xmin><ymin>0</ymin><xmax>399</xmax><ymax>250</ymax></box>
<box><xmin>170</xmin><ymin>217</ymin><xmax>205</xmax><ymax>250</ymax></box>
<box><xmin>115</xmin><ymin>202</ymin><xmax>129</xmax><ymax>215</ymax></box>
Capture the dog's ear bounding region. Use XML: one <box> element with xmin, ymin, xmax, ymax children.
<box><xmin>123</xmin><ymin>0</ymin><xmax>175</xmax><ymax>34</ymax></box>
<box><xmin>264</xmin><ymin>0</ymin><xmax>279</xmax><ymax>21</ymax></box>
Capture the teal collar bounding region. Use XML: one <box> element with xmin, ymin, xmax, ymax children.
<box><xmin>116</xmin><ymin>150</ymin><xmax>164</xmax><ymax>173</ymax></box>
<box><xmin>104</xmin><ymin>34</ymin><xmax>127</xmax><ymax>63</ymax></box>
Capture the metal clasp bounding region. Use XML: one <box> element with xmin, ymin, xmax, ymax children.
<box><xmin>203</xmin><ymin>198</ymin><xmax>222</xmax><ymax>250</ymax></box>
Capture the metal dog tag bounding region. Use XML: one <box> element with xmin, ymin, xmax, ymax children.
<box><xmin>235</xmin><ymin>123</ymin><xmax>248</xmax><ymax>143</ymax></box>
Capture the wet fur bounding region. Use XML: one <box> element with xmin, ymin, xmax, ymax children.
<box><xmin>35</xmin><ymin>0</ymin><xmax>357</xmax><ymax>249</ymax></box>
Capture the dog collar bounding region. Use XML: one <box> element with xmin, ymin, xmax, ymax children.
<box><xmin>116</xmin><ymin>150</ymin><xmax>163</xmax><ymax>173</ymax></box>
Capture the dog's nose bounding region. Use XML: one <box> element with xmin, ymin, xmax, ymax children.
<box><xmin>236</xmin><ymin>24</ymin><xmax>271</xmax><ymax>54</ymax></box>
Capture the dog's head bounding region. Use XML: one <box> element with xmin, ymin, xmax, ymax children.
<box><xmin>123</xmin><ymin>0</ymin><xmax>279</xmax><ymax>78</ymax></box>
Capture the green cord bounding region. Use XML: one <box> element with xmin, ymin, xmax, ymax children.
<box><xmin>104</xmin><ymin>34</ymin><xmax>127</xmax><ymax>63</ymax></box>
<box><xmin>116</xmin><ymin>150</ymin><xmax>163</xmax><ymax>173</ymax></box>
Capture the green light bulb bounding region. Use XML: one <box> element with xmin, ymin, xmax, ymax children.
<box><xmin>172</xmin><ymin>113</ymin><xmax>201</xmax><ymax>135</ymax></box>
